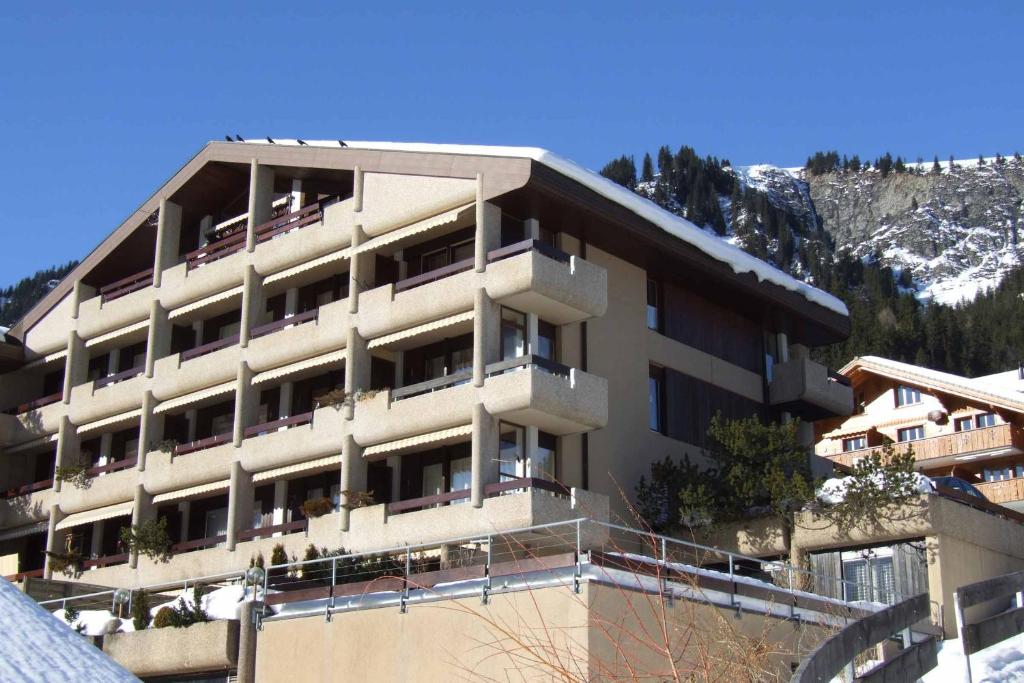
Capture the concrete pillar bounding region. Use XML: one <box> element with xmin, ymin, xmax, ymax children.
<box><xmin>527</xmin><ymin>313</ymin><xmax>540</xmax><ymax>356</ymax></box>
<box><xmin>153</xmin><ymin>199</ymin><xmax>182</xmax><ymax>287</ymax></box>
<box><xmin>277</xmin><ymin>382</ymin><xmax>293</xmax><ymax>420</ymax></box>
<box><xmin>348</xmin><ymin>225</ymin><xmax>366</xmax><ymax>314</ymax></box>
<box><xmin>106</xmin><ymin>348</ymin><xmax>120</xmax><ymax>378</ymax></box>
<box><xmin>227</xmin><ymin>461</ymin><xmax>255</xmax><ymax>551</ymax></box>
<box><xmin>43</xmin><ymin>504</ymin><xmax>64</xmax><ymax>580</ymax></box>
<box><xmin>240</xmin><ymin>265</ymin><xmax>262</xmax><ymax>348</ymax></box>
<box><xmin>129</xmin><ymin>483</ymin><xmax>156</xmax><ymax>569</ymax></box>
<box><xmin>136</xmin><ymin>391</ymin><xmax>161</xmax><ymax>471</ymax></box>
<box><xmin>284</xmin><ymin>288</ymin><xmax>299</xmax><ymax>318</ymax></box>
<box><xmin>233</xmin><ymin>363</ymin><xmax>258</xmax><ymax>447</ymax></box>
<box><xmin>473</xmin><ymin>289</ymin><xmax>500</xmax><ymax>387</ymax></box>
<box><xmin>339</xmin><ymin>433</ymin><xmax>365</xmax><ymax>532</ymax></box>
<box><xmin>474</xmin><ymin>192</ymin><xmax>501</xmax><ymax>273</ymax></box>
<box><xmin>777</xmin><ymin>333</ymin><xmax>790</xmax><ymax>363</ymax></box>
<box><xmin>145</xmin><ymin>300</ymin><xmax>171</xmax><ymax>378</ymax></box>
<box><xmin>525</xmin><ymin>217</ymin><xmax>541</xmax><ymax>241</ymax></box>
<box><xmin>387</xmin><ymin>455</ymin><xmax>401</xmax><ymax>503</ymax></box>
<box><xmin>290</xmin><ymin>178</ymin><xmax>304</xmax><ymax>213</ymax></box>
<box><xmin>353</xmin><ymin>166</ymin><xmax>363</xmax><ymax>213</ymax></box>
<box><xmin>471</xmin><ymin>403</ymin><xmax>499</xmax><ymax>507</ymax></box>
<box><xmin>393</xmin><ymin>352</ymin><xmax>404</xmax><ymax>390</ymax></box>
<box><xmin>63</xmin><ymin>332</ymin><xmax>87</xmax><ymax>403</ymax></box>
<box><xmin>178</xmin><ymin>502</ymin><xmax>190</xmax><ymax>544</ymax></box>
<box><xmin>237</xmin><ymin>601</ymin><xmax>258</xmax><ymax>683</ymax></box>
<box><xmin>271</xmin><ymin>480</ymin><xmax>287</xmax><ymax>528</ymax></box>
<box><xmin>71</xmin><ymin>280</ymin><xmax>96</xmax><ymax>321</ymax></box>
<box><xmin>525</xmin><ymin>427</ymin><xmax>539</xmax><ymax>478</ymax></box>
<box><xmin>98</xmin><ymin>432</ymin><xmax>113</xmax><ymax>468</ymax></box>
<box><xmin>199</xmin><ymin>215</ymin><xmax>213</xmax><ymax>248</ymax></box>
<box><xmin>89</xmin><ymin>521</ymin><xmax>103</xmax><ymax>559</ymax></box>
<box><xmin>191</xmin><ymin>320</ymin><xmax>204</xmax><ymax>348</ymax></box>
<box><xmin>790</xmin><ymin>343</ymin><xmax>809</xmax><ymax>360</ymax></box>
<box><xmin>53</xmin><ymin>416</ymin><xmax>75</xmax><ymax>493</ymax></box>
<box><xmin>246</xmin><ymin>161</ymin><xmax>275</xmax><ymax>253</ymax></box>
<box><xmin>344</xmin><ymin>328</ymin><xmax>369</xmax><ymax>420</ymax></box>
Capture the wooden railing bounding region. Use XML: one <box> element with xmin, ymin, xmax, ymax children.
<box><xmin>81</xmin><ymin>553</ymin><xmax>130</xmax><ymax>570</ymax></box>
<box><xmin>86</xmin><ymin>458</ymin><xmax>137</xmax><ymax>478</ymax></box>
<box><xmin>973</xmin><ymin>478</ymin><xmax>1024</xmax><ymax>505</ymax></box>
<box><xmin>171</xmin><ymin>534</ymin><xmax>227</xmax><ymax>553</ymax></box>
<box><xmin>99</xmin><ymin>268</ymin><xmax>154</xmax><ymax>302</ymax></box>
<box><xmin>3</xmin><ymin>568</ymin><xmax>45</xmax><ymax>582</ymax></box>
<box><xmin>185</xmin><ymin>231</ymin><xmax>246</xmax><ymax>270</ymax></box>
<box><xmin>391</xmin><ymin>368</ymin><xmax>473</xmax><ymax>401</ymax></box>
<box><xmin>249</xmin><ymin>308</ymin><xmax>319</xmax><ymax>340</ymax></box>
<box><xmin>94</xmin><ymin>365</ymin><xmax>144</xmax><ymax>389</ymax></box>
<box><xmin>180</xmin><ymin>333</ymin><xmax>240</xmax><ymax>362</ymax></box>
<box><xmin>243</xmin><ymin>412</ymin><xmax>313</xmax><ymax>439</ymax></box>
<box><xmin>173</xmin><ymin>432</ymin><xmax>232</xmax><ymax>456</ymax></box>
<box><xmin>838</xmin><ymin>424</ymin><xmax>1024</xmax><ymax>464</ymax></box>
<box><xmin>3</xmin><ymin>479</ymin><xmax>53</xmax><ymax>499</ymax></box>
<box><xmin>386</xmin><ymin>477</ymin><xmax>569</xmax><ymax>514</ymax></box>
<box><xmin>394</xmin><ymin>257</ymin><xmax>474</xmax><ymax>293</ymax></box>
<box><xmin>3</xmin><ymin>391</ymin><xmax>63</xmax><ymax>415</ymax></box>
<box><xmin>934</xmin><ymin>483</ymin><xmax>1024</xmax><ymax>524</ymax></box>
<box><xmin>237</xmin><ymin>518</ymin><xmax>308</xmax><ymax>542</ymax></box>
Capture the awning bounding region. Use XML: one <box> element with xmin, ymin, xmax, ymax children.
<box><xmin>253</xmin><ymin>455</ymin><xmax>340</xmax><ymax>483</ymax></box>
<box><xmin>152</xmin><ymin>480</ymin><xmax>229</xmax><ymax>504</ymax></box>
<box><xmin>24</xmin><ymin>348</ymin><xmax>69</xmax><ymax>369</ymax></box>
<box><xmin>351</xmin><ymin>203</ymin><xmax>473</xmax><ymax>256</ymax></box>
<box><xmin>154</xmin><ymin>381</ymin><xmax>236</xmax><ymax>414</ymax></box>
<box><xmin>85</xmin><ymin>320</ymin><xmax>149</xmax><ymax>348</ymax></box>
<box><xmin>252</xmin><ymin>350</ymin><xmax>345</xmax><ymax>385</ymax></box>
<box><xmin>4</xmin><ymin>434</ymin><xmax>58</xmax><ymax>455</ymax></box>
<box><xmin>56</xmin><ymin>502</ymin><xmax>133</xmax><ymax>531</ymax></box>
<box><xmin>368</xmin><ymin>311</ymin><xmax>474</xmax><ymax>350</ymax></box>
<box><xmin>76</xmin><ymin>409</ymin><xmax>142</xmax><ymax>436</ymax></box>
<box><xmin>264</xmin><ymin>248</ymin><xmax>351</xmax><ymax>286</ymax></box>
<box><xmin>364</xmin><ymin>424</ymin><xmax>473</xmax><ymax>458</ymax></box>
<box><xmin>0</xmin><ymin>521</ymin><xmax>49</xmax><ymax>541</ymax></box>
<box><xmin>169</xmin><ymin>286</ymin><xmax>244</xmax><ymax>320</ymax></box>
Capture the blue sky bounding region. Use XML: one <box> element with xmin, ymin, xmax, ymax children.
<box><xmin>1</xmin><ymin>1</ymin><xmax>1021</xmax><ymax>281</ymax></box>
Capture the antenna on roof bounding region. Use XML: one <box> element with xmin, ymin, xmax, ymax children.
<box><xmin>297</xmin><ymin>139</ymin><xmax>307</xmax><ymax>146</ymax></box>
<box><xmin>338</xmin><ymin>140</ymin><xmax>347</xmax><ymax>147</ymax></box>
<box><xmin>235</xmin><ymin>135</ymin><xmax>244</xmax><ymax>142</ymax></box>
<box><xmin>266</xmin><ymin>137</ymin><xmax>275</xmax><ymax>144</ymax></box>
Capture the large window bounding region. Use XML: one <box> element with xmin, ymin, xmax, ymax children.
<box><xmin>649</xmin><ymin>365</ymin><xmax>665</xmax><ymax>434</ymax></box>
<box><xmin>895</xmin><ymin>385</ymin><xmax>922</xmax><ymax>407</ymax></box>
<box><xmin>976</xmin><ymin>412</ymin><xmax>996</xmax><ymax>428</ymax></box>
<box><xmin>897</xmin><ymin>425</ymin><xmax>925</xmax><ymax>442</ymax></box>
<box><xmin>842</xmin><ymin>436</ymin><xmax>867</xmax><ymax>452</ymax></box>
<box><xmin>646</xmin><ymin>278</ymin><xmax>661</xmax><ymax>332</ymax></box>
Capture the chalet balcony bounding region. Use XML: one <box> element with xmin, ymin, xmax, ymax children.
<box><xmin>974</xmin><ymin>478</ymin><xmax>1024</xmax><ymax>506</ymax></box>
<box><xmin>830</xmin><ymin>424</ymin><xmax>1024</xmax><ymax>468</ymax></box>
<box><xmin>768</xmin><ymin>357</ymin><xmax>853</xmax><ymax>420</ymax></box>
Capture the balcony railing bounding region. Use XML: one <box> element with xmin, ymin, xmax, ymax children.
<box><xmin>485</xmin><ymin>354</ymin><xmax>570</xmax><ymax>378</ymax></box>
<box><xmin>82</xmin><ymin>553</ymin><xmax>130</xmax><ymax>570</ymax></box>
<box><xmin>86</xmin><ymin>458</ymin><xmax>137</xmax><ymax>478</ymax></box>
<box><xmin>3</xmin><ymin>391</ymin><xmax>63</xmax><ymax>415</ymax></box>
<box><xmin>394</xmin><ymin>257</ymin><xmax>474</xmax><ymax>293</ymax></box>
<box><xmin>2</xmin><ymin>478</ymin><xmax>53</xmax><ymax>499</ymax></box>
<box><xmin>249</xmin><ymin>308</ymin><xmax>319</xmax><ymax>340</ymax></box>
<box><xmin>391</xmin><ymin>368</ymin><xmax>473</xmax><ymax>402</ymax></box>
<box><xmin>839</xmin><ymin>424</ymin><xmax>1024</xmax><ymax>463</ymax></box>
<box><xmin>3</xmin><ymin>568</ymin><xmax>45</xmax><ymax>582</ymax></box>
<box><xmin>173</xmin><ymin>432</ymin><xmax>232</xmax><ymax>456</ymax></box>
<box><xmin>94</xmin><ymin>365</ymin><xmax>144</xmax><ymax>390</ymax></box>
<box><xmin>386</xmin><ymin>477</ymin><xmax>569</xmax><ymax>514</ymax></box>
<box><xmin>171</xmin><ymin>534</ymin><xmax>227</xmax><ymax>553</ymax></box>
<box><xmin>237</xmin><ymin>518</ymin><xmax>308</xmax><ymax>543</ymax></box>
<box><xmin>243</xmin><ymin>412</ymin><xmax>313</xmax><ymax>439</ymax></box>
<box><xmin>180</xmin><ymin>334</ymin><xmax>240</xmax><ymax>362</ymax></box>
<box><xmin>99</xmin><ymin>268</ymin><xmax>154</xmax><ymax>303</ymax></box>
<box><xmin>487</xmin><ymin>238</ymin><xmax>571</xmax><ymax>265</ymax></box>
<box><xmin>974</xmin><ymin>478</ymin><xmax>1024</xmax><ymax>505</ymax></box>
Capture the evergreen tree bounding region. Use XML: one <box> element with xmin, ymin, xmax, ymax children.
<box><xmin>932</xmin><ymin>155</ymin><xmax>942</xmax><ymax>174</ymax></box>
<box><xmin>640</xmin><ymin>153</ymin><xmax>654</xmax><ymax>183</ymax></box>
<box><xmin>599</xmin><ymin>155</ymin><xmax>637</xmax><ymax>189</ymax></box>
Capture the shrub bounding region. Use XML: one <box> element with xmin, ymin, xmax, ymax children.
<box><xmin>120</xmin><ymin>517</ymin><xmax>172</xmax><ymax>561</ymax></box>
<box><xmin>339</xmin><ymin>490</ymin><xmax>376</xmax><ymax>510</ymax></box>
<box><xmin>64</xmin><ymin>604</ymin><xmax>80</xmax><ymax>627</ymax></box>
<box><xmin>46</xmin><ymin>549</ymin><xmax>82</xmax><ymax>576</ymax></box>
<box><xmin>54</xmin><ymin>463</ymin><xmax>90</xmax><ymax>490</ymax></box>
<box><xmin>299</xmin><ymin>497</ymin><xmax>334</xmax><ymax>519</ymax></box>
<box><xmin>313</xmin><ymin>388</ymin><xmax>349</xmax><ymax>409</ymax></box>
<box><xmin>153</xmin><ymin>607</ymin><xmax>175</xmax><ymax>629</ymax></box>
<box><xmin>132</xmin><ymin>590</ymin><xmax>151</xmax><ymax>631</ymax></box>
<box><xmin>270</xmin><ymin>543</ymin><xmax>288</xmax><ymax>566</ymax></box>
<box><xmin>250</xmin><ymin>551</ymin><xmax>265</xmax><ymax>569</ymax></box>
<box><xmin>303</xmin><ymin>544</ymin><xmax>321</xmax><ymax>562</ymax></box>
<box><xmin>154</xmin><ymin>586</ymin><xmax>210</xmax><ymax>629</ymax></box>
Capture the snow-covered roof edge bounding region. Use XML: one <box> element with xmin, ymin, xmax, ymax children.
<box><xmin>841</xmin><ymin>356</ymin><xmax>1024</xmax><ymax>413</ymax></box>
<box><xmin>237</xmin><ymin>140</ymin><xmax>848</xmax><ymax>318</ymax></box>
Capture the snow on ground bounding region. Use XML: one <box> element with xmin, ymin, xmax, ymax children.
<box><xmin>922</xmin><ymin>632</ymin><xmax>1024</xmax><ymax>683</ymax></box>
<box><xmin>0</xmin><ymin>578</ymin><xmax>138</xmax><ymax>682</ymax></box>
<box><xmin>817</xmin><ymin>472</ymin><xmax>934</xmax><ymax>505</ymax></box>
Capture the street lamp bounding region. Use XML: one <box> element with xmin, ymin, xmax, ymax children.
<box><xmin>112</xmin><ymin>588</ymin><xmax>131</xmax><ymax>618</ymax></box>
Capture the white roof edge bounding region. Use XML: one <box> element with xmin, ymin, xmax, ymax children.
<box><xmin>220</xmin><ymin>139</ymin><xmax>849</xmax><ymax>318</ymax></box>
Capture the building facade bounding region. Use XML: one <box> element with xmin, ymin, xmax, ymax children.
<box><xmin>816</xmin><ymin>356</ymin><xmax>1024</xmax><ymax>511</ymax></box>
<box><xmin>0</xmin><ymin>140</ymin><xmax>851</xmax><ymax>587</ymax></box>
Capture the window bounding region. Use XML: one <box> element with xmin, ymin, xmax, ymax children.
<box><xmin>646</xmin><ymin>278</ymin><xmax>661</xmax><ymax>332</ymax></box>
<box><xmin>984</xmin><ymin>467</ymin><xmax>1012</xmax><ymax>482</ymax></box>
<box><xmin>1017</xmin><ymin>464</ymin><xmax>1024</xmax><ymax>479</ymax></box>
<box><xmin>537</xmin><ymin>320</ymin><xmax>557</xmax><ymax>361</ymax></box>
<box><xmin>533</xmin><ymin>432</ymin><xmax>558</xmax><ymax>481</ymax></box>
<box><xmin>500</xmin><ymin>308</ymin><xmax>527</xmax><ymax>361</ymax></box>
<box><xmin>499</xmin><ymin>423</ymin><xmax>525</xmax><ymax>481</ymax></box>
<box><xmin>449</xmin><ymin>455</ymin><xmax>472</xmax><ymax>504</ymax></box>
<box><xmin>954</xmin><ymin>417</ymin><xmax>973</xmax><ymax>432</ymax></box>
<box><xmin>976</xmin><ymin>413</ymin><xmax>996</xmax><ymax>429</ymax></box>
<box><xmin>842</xmin><ymin>436</ymin><xmax>867</xmax><ymax>452</ymax></box>
<box><xmin>649</xmin><ymin>366</ymin><xmax>665</xmax><ymax>434</ymax></box>
<box><xmin>842</xmin><ymin>549</ymin><xmax>895</xmax><ymax>604</ymax></box>
<box><xmin>897</xmin><ymin>425</ymin><xmax>925</xmax><ymax>442</ymax></box>
<box><xmin>895</xmin><ymin>385</ymin><xmax>921</xmax><ymax>407</ymax></box>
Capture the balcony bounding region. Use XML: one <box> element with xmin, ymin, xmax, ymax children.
<box><xmin>974</xmin><ymin>479</ymin><xmax>1024</xmax><ymax>506</ymax></box>
<box><xmin>238</xmin><ymin>407</ymin><xmax>344</xmax><ymax>473</ymax></box>
<box><xmin>251</xmin><ymin>197</ymin><xmax>353</xmax><ymax>275</ymax></box>
<box><xmin>77</xmin><ymin>283</ymin><xmax>153</xmax><ymax>340</ymax></box>
<box><xmin>768</xmin><ymin>357</ymin><xmax>853</xmax><ymax>420</ymax></box>
<box><xmin>152</xmin><ymin>343</ymin><xmax>241</xmax><ymax>400</ymax></box>
<box><xmin>0</xmin><ymin>485</ymin><xmax>53</xmax><ymax>528</ymax></box>
<box><xmin>58</xmin><ymin>466</ymin><xmax>136</xmax><ymax>515</ymax></box>
<box><xmin>99</xmin><ymin>269</ymin><xmax>154</xmax><ymax>303</ymax></box>
<box><xmin>1</xmin><ymin>396</ymin><xmax>63</xmax><ymax>446</ymax></box>
<box><xmin>142</xmin><ymin>441</ymin><xmax>234</xmax><ymax>496</ymax></box>
<box><xmin>69</xmin><ymin>372</ymin><xmax>146</xmax><ymax>426</ymax></box>
<box><xmin>832</xmin><ymin>424</ymin><xmax>1024</xmax><ymax>468</ymax></box>
<box><xmin>246</xmin><ymin>299</ymin><xmax>348</xmax><ymax>374</ymax></box>
<box><xmin>485</xmin><ymin>240</ymin><xmax>608</xmax><ymax>324</ymax></box>
<box><xmin>2</xmin><ymin>392</ymin><xmax>63</xmax><ymax>416</ymax></box>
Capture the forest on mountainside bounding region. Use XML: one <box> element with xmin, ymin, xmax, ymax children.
<box><xmin>0</xmin><ymin>262</ymin><xmax>78</xmax><ymax>328</ymax></box>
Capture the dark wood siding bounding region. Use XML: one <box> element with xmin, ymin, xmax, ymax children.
<box><xmin>662</xmin><ymin>281</ymin><xmax>764</xmax><ymax>374</ymax></box>
<box><xmin>663</xmin><ymin>368</ymin><xmax>763</xmax><ymax>447</ymax></box>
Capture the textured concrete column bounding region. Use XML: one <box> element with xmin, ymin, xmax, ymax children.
<box><xmin>136</xmin><ymin>391</ymin><xmax>161</xmax><ymax>471</ymax></box>
<box><xmin>233</xmin><ymin>362</ymin><xmax>258</xmax><ymax>447</ymax></box>
<box><xmin>339</xmin><ymin>432</ymin><xmax>365</xmax><ymax>532</ymax></box>
<box><xmin>198</xmin><ymin>215</ymin><xmax>213</xmax><ymax>248</ymax></box>
<box><xmin>239</xmin><ymin>265</ymin><xmax>262</xmax><ymax>348</ymax></box>
<box><xmin>53</xmin><ymin>416</ymin><xmax>76</xmax><ymax>493</ymax></box>
<box><xmin>153</xmin><ymin>198</ymin><xmax>182</xmax><ymax>287</ymax></box>
<box><xmin>227</xmin><ymin>461</ymin><xmax>254</xmax><ymax>551</ymax></box>
<box><xmin>344</xmin><ymin>328</ymin><xmax>369</xmax><ymax>420</ymax></box>
<box><xmin>474</xmin><ymin>193</ymin><xmax>501</xmax><ymax>273</ymax></box>
<box><xmin>145</xmin><ymin>300</ymin><xmax>171</xmax><ymax>378</ymax></box>
<box><xmin>106</xmin><ymin>348</ymin><xmax>120</xmax><ymax>379</ymax></box>
<box><xmin>43</xmin><ymin>504</ymin><xmax>64</xmax><ymax>580</ymax></box>
<box><xmin>473</xmin><ymin>289</ymin><xmax>500</xmax><ymax>387</ymax></box>
<box><xmin>284</xmin><ymin>288</ymin><xmax>298</xmax><ymax>317</ymax></box>
<box><xmin>777</xmin><ymin>333</ymin><xmax>790</xmax><ymax>363</ymax></box>
<box><xmin>237</xmin><ymin>601</ymin><xmax>258</xmax><ymax>683</ymax></box>
<box><xmin>352</xmin><ymin>166</ymin><xmax>363</xmax><ymax>213</ymax></box>
<box><xmin>129</xmin><ymin>483</ymin><xmax>156</xmax><ymax>569</ymax></box>
<box><xmin>277</xmin><ymin>382</ymin><xmax>293</xmax><ymax>420</ymax></box>
<box><xmin>71</xmin><ymin>280</ymin><xmax>96</xmax><ymax>321</ymax></box>
<box><xmin>246</xmin><ymin>160</ymin><xmax>275</xmax><ymax>253</ymax></box>
<box><xmin>271</xmin><ymin>480</ymin><xmax>287</xmax><ymax>527</ymax></box>
<box><xmin>89</xmin><ymin>521</ymin><xmax>104</xmax><ymax>558</ymax></box>
<box><xmin>525</xmin><ymin>217</ymin><xmax>541</xmax><ymax>241</ymax></box>
<box><xmin>471</xmin><ymin>403</ymin><xmax>500</xmax><ymax>507</ymax></box>
<box><xmin>348</xmin><ymin>225</ymin><xmax>366</xmax><ymax>314</ymax></box>
<box><xmin>63</xmin><ymin>332</ymin><xmax>87</xmax><ymax>403</ymax></box>
<box><xmin>525</xmin><ymin>427</ymin><xmax>539</xmax><ymax>478</ymax></box>
<box><xmin>98</xmin><ymin>432</ymin><xmax>113</xmax><ymax>467</ymax></box>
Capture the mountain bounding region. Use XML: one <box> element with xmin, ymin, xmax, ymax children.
<box><xmin>0</xmin><ymin>261</ymin><xmax>78</xmax><ymax>330</ymax></box>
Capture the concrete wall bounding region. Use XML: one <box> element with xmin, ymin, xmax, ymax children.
<box><xmin>104</xmin><ymin>619</ymin><xmax>239</xmax><ymax>677</ymax></box>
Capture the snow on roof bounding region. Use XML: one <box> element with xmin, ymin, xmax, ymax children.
<box><xmin>842</xmin><ymin>356</ymin><xmax>1024</xmax><ymax>413</ymax></box>
<box><xmin>0</xmin><ymin>578</ymin><xmax>138</xmax><ymax>682</ymax></box>
<box><xmin>234</xmin><ymin>139</ymin><xmax>848</xmax><ymax>318</ymax></box>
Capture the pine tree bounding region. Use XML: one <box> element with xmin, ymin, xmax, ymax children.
<box><xmin>932</xmin><ymin>155</ymin><xmax>942</xmax><ymax>174</ymax></box>
<box><xmin>640</xmin><ymin>153</ymin><xmax>654</xmax><ymax>183</ymax></box>
<box><xmin>599</xmin><ymin>155</ymin><xmax>637</xmax><ymax>189</ymax></box>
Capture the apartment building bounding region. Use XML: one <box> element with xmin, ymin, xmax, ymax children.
<box><xmin>0</xmin><ymin>140</ymin><xmax>852</xmax><ymax>588</ymax></box>
<box><xmin>816</xmin><ymin>356</ymin><xmax>1024</xmax><ymax>511</ymax></box>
